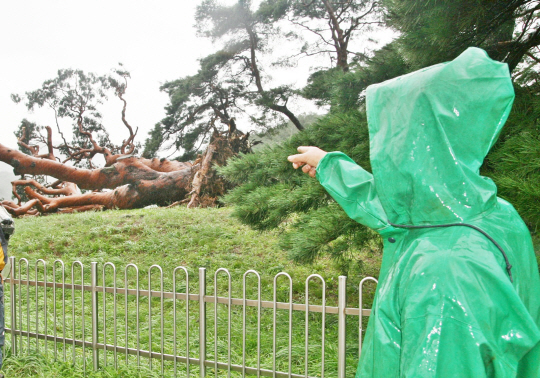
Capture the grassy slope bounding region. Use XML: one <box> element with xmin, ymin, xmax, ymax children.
<box><xmin>2</xmin><ymin>207</ymin><xmax>381</xmax><ymax>377</ymax></box>
<box><xmin>7</xmin><ymin>206</ymin><xmax>381</xmax><ymax>300</ymax></box>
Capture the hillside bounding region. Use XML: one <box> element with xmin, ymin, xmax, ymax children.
<box><xmin>2</xmin><ymin>206</ymin><xmax>381</xmax><ymax>377</ymax></box>
<box><xmin>7</xmin><ymin>206</ymin><xmax>381</xmax><ymax>283</ymax></box>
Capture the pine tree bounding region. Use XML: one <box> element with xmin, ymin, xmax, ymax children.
<box><xmin>221</xmin><ymin>0</ymin><xmax>540</xmax><ymax>270</ymax></box>
<box><xmin>220</xmin><ymin>109</ymin><xmax>383</xmax><ymax>273</ymax></box>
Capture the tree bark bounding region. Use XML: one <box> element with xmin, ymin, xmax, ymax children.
<box><xmin>188</xmin><ymin>144</ymin><xmax>216</xmax><ymax>208</ymax></box>
<box><xmin>246</xmin><ymin>25</ymin><xmax>305</xmax><ymax>131</ymax></box>
<box><xmin>321</xmin><ymin>0</ymin><xmax>349</xmax><ymax>72</ymax></box>
<box><xmin>0</xmin><ymin>129</ymin><xmax>245</xmax><ymax>217</ymax></box>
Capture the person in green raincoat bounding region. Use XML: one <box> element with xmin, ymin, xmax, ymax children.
<box><xmin>288</xmin><ymin>47</ymin><xmax>540</xmax><ymax>377</ymax></box>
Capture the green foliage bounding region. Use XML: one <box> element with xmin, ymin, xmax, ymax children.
<box><xmin>141</xmin><ymin>123</ymin><xmax>164</xmax><ymax>158</ymax></box>
<box><xmin>221</xmin><ymin>0</ymin><xmax>540</xmax><ymax>272</ymax></box>
<box><xmin>383</xmin><ymin>0</ymin><xmax>510</xmax><ymax>67</ymax></box>
<box><xmin>23</xmin><ymin>69</ymin><xmax>113</xmax><ymax>160</ymax></box>
<box><xmin>153</xmin><ymin>49</ymin><xmax>248</xmax><ymax>157</ymax></box>
<box><xmin>13</xmin><ymin>119</ymin><xmax>40</xmax><ymax>155</ymax></box>
<box><xmin>13</xmin><ymin>67</ymin><xmax>139</xmax><ymax>168</ymax></box>
<box><xmin>196</xmin><ymin>0</ymin><xmax>259</xmax><ymax>39</ymax></box>
<box><xmin>382</xmin><ymin>0</ymin><xmax>538</xmax><ymax>71</ymax></box>
<box><xmin>485</xmin><ymin>87</ymin><xmax>540</xmax><ymax>230</ymax></box>
<box><xmin>337</xmin><ymin>42</ymin><xmax>410</xmax><ymax>107</ymax></box>
<box><xmin>303</xmin><ymin>68</ymin><xmax>346</xmax><ymax>106</ymax></box>
<box><xmin>256</xmin><ymin>0</ymin><xmax>288</xmax><ymax>21</ymax></box>
<box><xmin>279</xmin><ymin>204</ymin><xmax>382</xmax><ymax>268</ymax></box>
<box><xmin>220</xmin><ymin>110</ymin><xmax>380</xmax><ymax>266</ymax></box>
<box><xmin>303</xmin><ymin>42</ymin><xmax>410</xmax><ymax>110</ymax></box>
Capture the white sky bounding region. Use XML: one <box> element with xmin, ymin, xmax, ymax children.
<box><xmin>0</xmin><ymin>1</ymin><xmax>216</xmax><ymax>150</ymax></box>
<box><xmin>0</xmin><ymin>0</ymin><xmax>394</xmax><ymax>200</ymax></box>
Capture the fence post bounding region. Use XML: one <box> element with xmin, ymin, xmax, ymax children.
<box><xmin>337</xmin><ymin>275</ymin><xmax>347</xmax><ymax>378</ymax></box>
<box><xmin>9</xmin><ymin>256</ymin><xmax>16</xmax><ymax>356</ymax></box>
<box><xmin>199</xmin><ymin>268</ymin><xmax>207</xmax><ymax>377</ymax></box>
<box><xmin>91</xmin><ymin>262</ymin><xmax>99</xmax><ymax>370</ymax></box>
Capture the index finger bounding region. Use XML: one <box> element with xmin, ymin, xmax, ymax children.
<box><xmin>287</xmin><ymin>153</ymin><xmax>305</xmax><ymax>163</ymax></box>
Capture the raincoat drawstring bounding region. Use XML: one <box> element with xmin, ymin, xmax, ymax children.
<box><xmin>388</xmin><ymin>221</ymin><xmax>513</xmax><ymax>282</ymax></box>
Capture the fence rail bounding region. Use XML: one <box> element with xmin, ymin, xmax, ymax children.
<box><xmin>3</xmin><ymin>256</ymin><xmax>378</xmax><ymax>377</ymax></box>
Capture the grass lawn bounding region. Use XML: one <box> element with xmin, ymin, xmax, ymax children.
<box><xmin>1</xmin><ymin>206</ymin><xmax>382</xmax><ymax>377</ymax></box>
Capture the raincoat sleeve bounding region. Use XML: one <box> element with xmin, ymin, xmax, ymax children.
<box><xmin>316</xmin><ymin>152</ymin><xmax>388</xmax><ymax>231</ymax></box>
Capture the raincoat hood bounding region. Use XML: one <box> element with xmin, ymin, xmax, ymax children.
<box><xmin>366</xmin><ymin>47</ymin><xmax>515</xmax><ymax>225</ymax></box>
<box><xmin>316</xmin><ymin>47</ymin><xmax>540</xmax><ymax>377</ymax></box>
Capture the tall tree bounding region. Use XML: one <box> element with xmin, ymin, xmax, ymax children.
<box><xmin>195</xmin><ymin>0</ymin><xmax>305</xmax><ymax>131</ymax></box>
<box><xmin>144</xmin><ymin>50</ymin><xmax>258</xmax><ymax>160</ymax></box>
<box><xmin>259</xmin><ymin>0</ymin><xmax>381</xmax><ymax>72</ymax></box>
<box><xmin>256</xmin><ymin>0</ymin><xmax>382</xmax><ymax>107</ymax></box>
<box><xmin>384</xmin><ymin>0</ymin><xmax>540</xmax><ymax>72</ymax></box>
<box><xmin>150</xmin><ymin>0</ymin><xmax>383</xmax><ymax>159</ymax></box>
<box><xmin>222</xmin><ymin>0</ymin><xmax>540</xmax><ymax>270</ymax></box>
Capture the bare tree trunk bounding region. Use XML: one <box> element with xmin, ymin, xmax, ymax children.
<box><xmin>246</xmin><ymin>26</ymin><xmax>305</xmax><ymax>131</ymax></box>
<box><xmin>188</xmin><ymin>144</ymin><xmax>216</xmax><ymax>208</ymax></box>
<box><xmin>321</xmin><ymin>0</ymin><xmax>350</xmax><ymax>72</ymax></box>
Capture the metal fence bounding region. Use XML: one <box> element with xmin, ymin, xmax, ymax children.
<box><xmin>3</xmin><ymin>256</ymin><xmax>378</xmax><ymax>377</ymax></box>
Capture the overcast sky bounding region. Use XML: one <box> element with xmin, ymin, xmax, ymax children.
<box><xmin>0</xmin><ymin>0</ymin><xmax>394</xmax><ymax>200</ymax></box>
<box><xmin>0</xmin><ymin>1</ymin><xmax>219</xmax><ymax>150</ymax></box>
<box><xmin>0</xmin><ymin>0</ymin><xmax>225</xmax><ymax>198</ymax></box>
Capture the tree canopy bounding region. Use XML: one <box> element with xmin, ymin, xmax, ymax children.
<box><xmin>14</xmin><ymin>67</ymin><xmax>138</xmax><ymax>169</ymax></box>
<box><xmin>146</xmin><ymin>0</ymin><xmax>385</xmax><ymax>160</ymax></box>
<box><xmin>220</xmin><ymin>0</ymin><xmax>540</xmax><ymax>272</ymax></box>
<box><xmin>260</xmin><ymin>0</ymin><xmax>381</xmax><ymax>71</ymax></box>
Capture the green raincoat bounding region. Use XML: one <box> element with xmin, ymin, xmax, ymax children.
<box><xmin>316</xmin><ymin>48</ymin><xmax>540</xmax><ymax>377</ymax></box>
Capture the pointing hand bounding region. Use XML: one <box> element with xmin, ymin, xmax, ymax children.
<box><xmin>287</xmin><ymin>146</ymin><xmax>327</xmax><ymax>178</ymax></box>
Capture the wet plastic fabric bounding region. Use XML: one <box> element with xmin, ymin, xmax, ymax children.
<box><xmin>316</xmin><ymin>48</ymin><xmax>540</xmax><ymax>377</ymax></box>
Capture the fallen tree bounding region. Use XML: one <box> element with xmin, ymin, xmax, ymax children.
<box><xmin>1</xmin><ymin>68</ymin><xmax>251</xmax><ymax>217</ymax></box>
